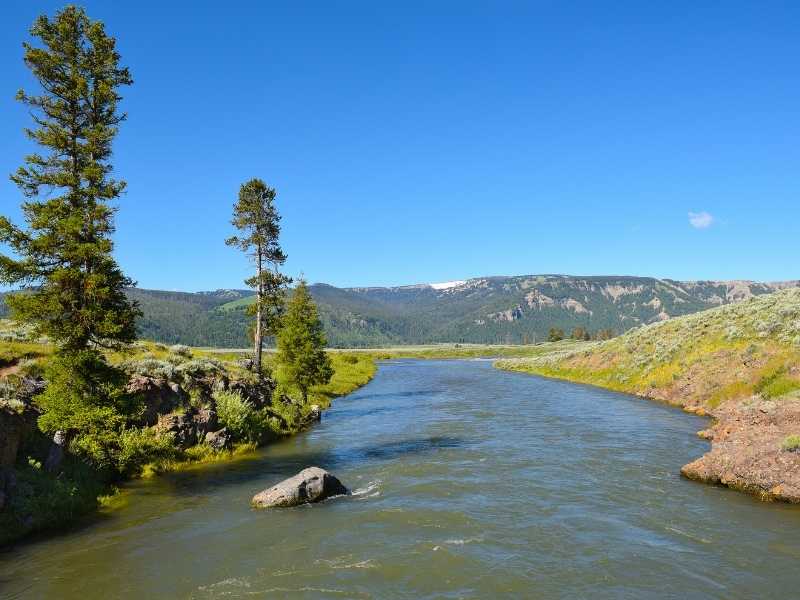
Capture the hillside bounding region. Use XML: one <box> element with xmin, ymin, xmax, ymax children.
<box><xmin>497</xmin><ymin>288</ymin><xmax>800</xmax><ymax>502</ymax></box>
<box><xmin>2</xmin><ymin>275</ymin><xmax>797</xmax><ymax>348</ymax></box>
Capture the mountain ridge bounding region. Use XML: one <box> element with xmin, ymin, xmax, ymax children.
<box><xmin>2</xmin><ymin>275</ymin><xmax>797</xmax><ymax>348</ymax></box>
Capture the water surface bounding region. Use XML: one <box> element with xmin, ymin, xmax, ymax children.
<box><xmin>3</xmin><ymin>360</ymin><xmax>800</xmax><ymax>599</ymax></box>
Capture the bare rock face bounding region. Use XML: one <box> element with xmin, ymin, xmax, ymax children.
<box><xmin>681</xmin><ymin>398</ymin><xmax>800</xmax><ymax>502</ymax></box>
<box><xmin>251</xmin><ymin>467</ymin><xmax>348</xmax><ymax>508</ymax></box>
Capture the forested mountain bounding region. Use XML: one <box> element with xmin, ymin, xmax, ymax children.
<box><xmin>1</xmin><ymin>276</ymin><xmax>796</xmax><ymax>348</ymax></box>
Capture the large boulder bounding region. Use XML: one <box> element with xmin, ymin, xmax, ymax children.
<box><xmin>228</xmin><ymin>377</ymin><xmax>274</xmax><ymax>410</ymax></box>
<box><xmin>157</xmin><ymin>410</ymin><xmax>200</xmax><ymax>448</ymax></box>
<box><xmin>157</xmin><ymin>406</ymin><xmax>222</xmax><ymax>449</ymax></box>
<box><xmin>251</xmin><ymin>467</ymin><xmax>348</xmax><ymax>508</ymax></box>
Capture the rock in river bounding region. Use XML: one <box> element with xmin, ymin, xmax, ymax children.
<box><xmin>251</xmin><ymin>467</ymin><xmax>348</xmax><ymax>508</ymax></box>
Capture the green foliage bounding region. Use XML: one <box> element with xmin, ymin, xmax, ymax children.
<box><xmin>548</xmin><ymin>327</ymin><xmax>565</xmax><ymax>342</ymax></box>
<box><xmin>0</xmin><ymin>454</ymin><xmax>109</xmax><ymax>546</ymax></box>
<box><xmin>0</xmin><ymin>5</ymin><xmax>139</xmax><ymax>352</ymax></box>
<box><xmin>310</xmin><ymin>352</ymin><xmax>377</xmax><ymax>407</ymax></box>
<box><xmin>72</xmin><ymin>427</ymin><xmax>177</xmax><ymax>477</ymax></box>
<box><xmin>276</xmin><ymin>281</ymin><xmax>333</xmax><ymax>401</ymax></box>
<box><xmin>36</xmin><ymin>349</ymin><xmax>137</xmax><ymax>436</ymax></box>
<box><xmin>755</xmin><ymin>368</ymin><xmax>800</xmax><ymax>399</ymax></box>
<box><xmin>113</xmin><ymin>428</ymin><xmax>178</xmax><ymax>476</ymax></box>
<box><xmin>213</xmin><ymin>390</ymin><xmax>255</xmax><ymax>440</ymax></box>
<box><xmin>782</xmin><ymin>435</ymin><xmax>800</xmax><ymax>451</ymax></box>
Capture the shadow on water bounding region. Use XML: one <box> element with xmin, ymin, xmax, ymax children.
<box><xmin>0</xmin><ymin>504</ymin><xmax>117</xmax><ymax>553</ymax></box>
<box><xmin>325</xmin><ymin>403</ymin><xmax>409</xmax><ymax>420</ymax></box>
<box><xmin>361</xmin><ymin>435</ymin><xmax>464</xmax><ymax>459</ymax></box>
<box><xmin>155</xmin><ymin>435</ymin><xmax>467</xmax><ymax>497</ymax></box>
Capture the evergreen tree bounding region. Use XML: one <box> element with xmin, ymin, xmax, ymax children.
<box><xmin>0</xmin><ymin>6</ymin><xmax>139</xmax><ymax>458</ymax></box>
<box><xmin>548</xmin><ymin>327</ymin><xmax>565</xmax><ymax>342</ymax></box>
<box><xmin>276</xmin><ymin>281</ymin><xmax>333</xmax><ymax>402</ymax></box>
<box><xmin>226</xmin><ymin>178</ymin><xmax>290</xmax><ymax>375</ymax></box>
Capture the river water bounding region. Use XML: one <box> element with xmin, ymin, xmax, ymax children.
<box><xmin>3</xmin><ymin>359</ymin><xmax>800</xmax><ymax>599</ymax></box>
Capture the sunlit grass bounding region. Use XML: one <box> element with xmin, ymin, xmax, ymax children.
<box><xmin>496</xmin><ymin>289</ymin><xmax>800</xmax><ymax>409</ymax></box>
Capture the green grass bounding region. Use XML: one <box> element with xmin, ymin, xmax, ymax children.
<box><xmin>782</xmin><ymin>435</ymin><xmax>800</xmax><ymax>452</ymax></box>
<box><xmin>216</xmin><ymin>296</ymin><xmax>255</xmax><ymax>312</ymax></box>
<box><xmin>310</xmin><ymin>352</ymin><xmax>377</xmax><ymax>407</ymax></box>
<box><xmin>756</xmin><ymin>371</ymin><xmax>800</xmax><ymax>399</ymax></box>
<box><xmin>496</xmin><ymin>288</ymin><xmax>800</xmax><ymax>410</ymax></box>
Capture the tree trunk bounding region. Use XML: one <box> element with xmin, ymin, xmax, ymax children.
<box><xmin>254</xmin><ymin>251</ymin><xmax>263</xmax><ymax>376</ymax></box>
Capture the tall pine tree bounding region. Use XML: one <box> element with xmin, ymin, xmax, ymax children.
<box><xmin>226</xmin><ymin>178</ymin><xmax>290</xmax><ymax>375</ymax></box>
<box><xmin>0</xmin><ymin>7</ymin><xmax>139</xmax><ymax>454</ymax></box>
<box><xmin>275</xmin><ymin>280</ymin><xmax>333</xmax><ymax>403</ymax></box>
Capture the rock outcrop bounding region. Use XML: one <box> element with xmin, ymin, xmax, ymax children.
<box><xmin>251</xmin><ymin>467</ymin><xmax>348</xmax><ymax>508</ymax></box>
<box><xmin>127</xmin><ymin>375</ymin><xmax>188</xmax><ymax>426</ymax></box>
<box><xmin>204</xmin><ymin>427</ymin><xmax>232</xmax><ymax>450</ymax></box>
<box><xmin>681</xmin><ymin>398</ymin><xmax>800</xmax><ymax>502</ymax></box>
<box><xmin>156</xmin><ymin>406</ymin><xmax>221</xmax><ymax>449</ymax></box>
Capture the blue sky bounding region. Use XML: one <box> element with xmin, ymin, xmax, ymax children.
<box><xmin>2</xmin><ymin>1</ymin><xmax>798</xmax><ymax>290</ymax></box>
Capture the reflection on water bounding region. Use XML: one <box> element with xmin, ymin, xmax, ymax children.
<box><xmin>2</xmin><ymin>360</ymin><xmax>800</xmax><ymax>599</ymax></box>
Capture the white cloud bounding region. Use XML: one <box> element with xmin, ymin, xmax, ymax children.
<box><xmin>688</xmin><ymin>211</ymin><xmax>714</xmax><ymax>229</ymax></box>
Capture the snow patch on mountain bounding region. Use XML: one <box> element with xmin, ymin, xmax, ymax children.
<box><xmin>429</xmin><ymin>280</ymin><xmax>467</xmax><ymax>290</ymax></box>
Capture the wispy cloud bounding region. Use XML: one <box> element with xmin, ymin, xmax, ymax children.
<box><xmin>688</xmin><ymin>211</ymin><xmax>714</xmax><ymax>229</ymax></box>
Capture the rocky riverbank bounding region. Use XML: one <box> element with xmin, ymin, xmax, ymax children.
<box><xmin>681</xmin><ymin>397</ymin><xmax>800</xmax><ymax>502</ymax></box>
<box><xmin>0</xmin><ymin>341</ymin><xmax>376</xmax><ymax>546</ymax></box>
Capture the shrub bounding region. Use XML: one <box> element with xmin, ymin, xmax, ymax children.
<box><xmin>782</xmin><ymin>435</ymin><xmax>800</xmax><ymax>452</ymax></box>
<box><xmin>121</xmin><ymin>358</ymin><xmax>177</xmax><ymax>380</ymax></box>
<box><xmin>114</xmin><ymin>428</ymin><xmax>178</xmax><ymax>476</ymax></box>
<box><xmin>169</xmin><ymin>344</ymin><xmax>192</xmax><ymax>357</ymax></box>
<box><xmin>755</xmin><ymin>367</ymin><xmax>800</xmax><ymax>399</ymax></box>
<box><xmin>213</xmin><ymin>390</ymin><xmax>255</xmax><ymax>441</ymax></box>
<box><xmin>71</xmin><ymin>426</ymin><xmax>177</xmax><ymax>477</ymax></box>
<box><xmin>176</xmin><ymin>358</ymin><xmax>223</xmax><ymax>380</ymax></box>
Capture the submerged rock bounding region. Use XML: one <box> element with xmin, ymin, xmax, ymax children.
<box><xmin>251</xmin><ymin>467</ymin><xmax>348</xmax><ymax>508</ymax></box>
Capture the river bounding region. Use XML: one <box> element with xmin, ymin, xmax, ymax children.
<box><xmin>2</xmin><ymin>359</ymin><xmax>800</xmax><ymax>599</ymax></box>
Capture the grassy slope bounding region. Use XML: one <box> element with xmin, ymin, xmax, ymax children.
<box><xmin>496</xmin><ymin>288</ymin><xmax>800</xmax><ymax>411</ymax></box>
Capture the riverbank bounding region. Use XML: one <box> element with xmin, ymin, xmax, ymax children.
<box><xmin>496</xmin><ymin>289</ymin><xmax>800</xmax><ymax>503</ymax></box>
<box><xmin>0</xmin><ymin>338</ymin><xmax>376</xmax><ymax>547</ymax></box>
<box><xmin>8</xmin><ymin>358</ymin><xmax>800</xmax><ymax>599</ymax></box>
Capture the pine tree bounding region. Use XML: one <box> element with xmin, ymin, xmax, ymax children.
<box><xmin>0</xmin><ymin>6</ymin><xmax>138</xmax><ymax>350</ymax></box>
<box><xmin>0</xmin><ymin>7</ymin><xmax>139</xmax><ymax>459</ymax></box>
<box><xmin>226</xmin><ymin>178</ymin><xmax>290</xmax><ymax>375</ymax></box>
<box><xmin>276</xmin><ymin>281</ymin><xmax>333</xmax><ymax>403</ymax></box>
